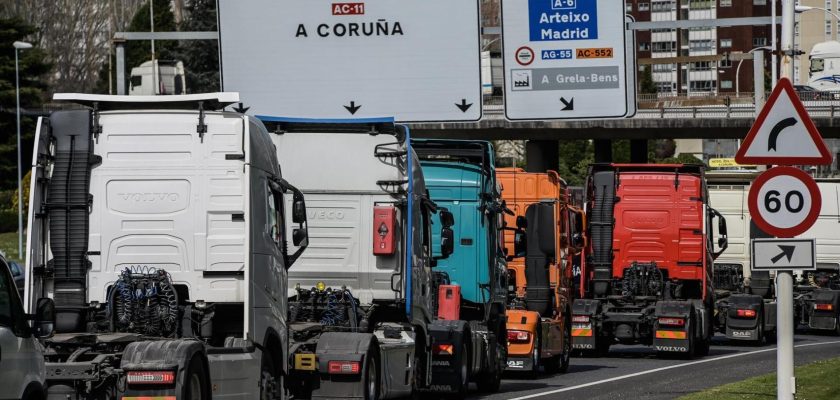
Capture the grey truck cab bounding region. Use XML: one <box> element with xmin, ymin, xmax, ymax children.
<box><xmin>25</xmin><ymin>93</ymin><xmax>307</xmax><ymax>399</ymax></box>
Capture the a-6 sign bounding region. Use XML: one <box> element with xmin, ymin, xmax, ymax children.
<box><xmin>748</xmin><ymin>167</ymin><xmax>821</xmax><ymax>238</ymax></box>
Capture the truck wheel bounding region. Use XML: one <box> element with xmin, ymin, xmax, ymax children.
<box><xmin>528</xmin><ymin>331</ymin><xmax>541</xmax><ymax>379</ymax></box>
<box><xmin>364</xmin><ymin>347</ymin><xmax>380</xmax><ymax>400</ymax></box>
<box><xmin>558</xmin><ymin>318</ymin><xmax>572</xmax><ymax>373</ymax></box>
<box><xmin>183</xmin><ymin>356</ymin><xmax>209</xmax><ymax>400</ymax></box>
<box><xmin>453</xmin><ymin>341</ymin><xmax>470</xmax><ymax>397</ymax></box>
<box><xmin>476</xmin><ymin>340</ymin><xmax>503</xmax><ymax>393</ymax></box>
<box><xmin>260</xmin><ymin>351</ymin><xmax>282</xmax><ymax>400</ymax></box>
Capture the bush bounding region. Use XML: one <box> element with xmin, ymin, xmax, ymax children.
<box><xmin>0</xmin><ymin>209</ymin><xmax>18</xmax><ymax>233</ymax></box>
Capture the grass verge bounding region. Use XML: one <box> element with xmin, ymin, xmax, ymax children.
<box><xmin>678</xmin><ymin>357</ymin><xmax>840</xmax><ymax>400</ymax></box>
<box><xmin>0</xmin><ymin>231</ymin><xmax>22</xmax><ymax>262</ymax></box>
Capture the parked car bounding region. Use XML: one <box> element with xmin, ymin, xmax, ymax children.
<box><xmin>8</xmin><ymin>260</ymin><xmax>24</xmax><ymax>296</ymax></box>
<box><xmin>0</xmin><ymin>254</ymin><xmax>46</xmax><ymax>400</ymax></box>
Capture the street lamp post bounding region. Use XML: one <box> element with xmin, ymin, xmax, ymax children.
<box><xmin>13</xmin><ymin>40</ymin><xmax>32</xmax><ymax>260</ymax></box>
<box><xmin>735</xmin><ymin>46</ymin><xmax>771</xmax><ymax>97</ymax></box>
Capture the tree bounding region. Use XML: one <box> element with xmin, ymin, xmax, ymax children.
<box><xmin>0</xmin><ymin>18</ymin><xmax>50</xmax><ymax>192</ymax></box>
<box><xmin>173</xmin><ymin>0</ymin><xmax>219</xmax><ymax>93</ymax></box>
<box><xmin>640</xmin><ymin>65</ymin><xmax>657</xmax><ymax>94</ymax></box>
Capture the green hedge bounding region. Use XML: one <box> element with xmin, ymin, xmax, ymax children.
<box><xmin>0</xmin><ymin>209</ymin><xmax>19</xmax><ymax>233</ymax></box>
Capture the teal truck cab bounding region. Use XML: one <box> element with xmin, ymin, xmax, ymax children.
<box><xmin>413</xmin><ymin>139</ymin><xmax>508</xmax><ymax>396</ymax></box>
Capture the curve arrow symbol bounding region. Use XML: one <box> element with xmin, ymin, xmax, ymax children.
<box><xmin>768</xmin><ymin>117</ymin><xmax>798</xmax><ymax>151</ymax></box>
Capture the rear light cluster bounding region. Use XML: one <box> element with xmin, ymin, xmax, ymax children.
<box><xmin>328</xmin><ymin>360</ymin><xmax>360</xmax><ymax>375</ymax></box>
<box><xmin>572</xmin><ymin>315</ymin><xmax>590</xmax><ymax>323</ymax></box>
<box><xmin>657</xmin><ymin>317</ymin><xmax>685</xmax><ymax>327</ymax></box>
<box><xmin>815</xmin><ymin>303</ymin><xmax>834</xmax><ymax>311</ymax></box>
<box><xmin>736</xmin><ymin>309</ymin><xmax>757</xmax><ymax>318</ymax></box>
<box><xmin>433</xmin><ymin>343</ymin><xmax>454</xmax><ymax>355</ymax></box>
<box><xmin>507</xmin><ymin>330</ymin><xmax>531</xmax><ymax>344</ymax></box>
<box><xmin>126</xmin><ymin>370</ymin><xmax>175</xmax><ymax>385</ymax></box>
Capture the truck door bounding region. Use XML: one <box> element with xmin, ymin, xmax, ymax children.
<box><xmin>0</xmin><ymin>259</ymin><xmax>41</xmax><ymax>397</ymax></box>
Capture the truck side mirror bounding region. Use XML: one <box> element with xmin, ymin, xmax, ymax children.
<box><xmin>710</xmin><ymin>208</ymin><xmax>729</xmax><ymax>259</ymax></box>
<box><xmin>514</xmin><ymin>230</ymin><xmax>527</xmax><ymax>257</ymax></box>
<box><xmin>440</xmin><ymin>227</ymin><xmax>455</xmax><ymax>258</ymax></box>
<box><xmin>293</xmin><ymin>198</ymin><xmax>306</xmax><ymax>224</ymax></box>
<box><xmin>439</xmin><ymin>208</ymin><xmax>454</xmax><ymax>228</ymax></box>
<box><xmin>34</xmin><ymin>297</ymin><xmax>55</xmax><ymax>338</ymax></box>
<box><xmin>293</xmin><ymin>228</ymin><xmax>309</xmax><ymax>247</ymax></box>
<box><xmin>516</xmin><ymin>215</ymin><xmax>527</xmax><ymax>229</ymax></box>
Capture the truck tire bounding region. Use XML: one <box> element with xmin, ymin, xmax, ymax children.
<box><xmin>363</xmin><ymin>346</ymin><xmax>380</xmax><ymax>400</ymax></box>
<box><xmin>183</xmin><ymin>356</ymin><xmax>210</xmax><ymax>400</ymax></box>
<box><xmin>528</xmin><ymin>330</ymin><xmax>541</xmax><ymax>379</ymax></box>
<box><xmin>453</xmin><ymin>341</ymin><xmax>470</xmax><ymax>398</ymax></box>
<box><xmin>476</xmin><ymin>338</ymin><xmax>504</xmax><ymax>393</ymax></box>
<box><xmin>260</xmin><ymin>350</ymin><xmax>283</xmax><ymax>400</ymax></box>
<box><xmin>558</xmin><ymin>316</ymin><xmax>572</xmax><ymax>373</ymax></box>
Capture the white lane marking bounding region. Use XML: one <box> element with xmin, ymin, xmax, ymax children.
<box><xmin>508</xmin><ymin>340</ymin><xmax>840</xmax><ymax>400</ymax></box>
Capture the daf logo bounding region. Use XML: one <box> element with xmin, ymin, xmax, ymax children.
<box><xmin>655</xmin><ymin>346</ymin><xmax>688</xmax><ymax>352</ymax></box>
<box><xmin>308</xmin><ymin>210</ymin><xmax>345</xmax><ymax>220</ymax></box>
<box><xmin>732</xmin><ymin>330</ymin><xmax>752</xmax><ymax>337</ymax></box>
<box><xmin>118</xmin><ymin>192</ymin><xmax>180</xmax><ymax>202</ymax></box>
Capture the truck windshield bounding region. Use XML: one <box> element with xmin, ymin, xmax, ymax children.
<box><xmin>811</xmin><ymin>58</ymin><xmax>825</xmax><ymax>73</ymax></box>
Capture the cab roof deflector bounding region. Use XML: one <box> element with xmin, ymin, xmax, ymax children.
<box><xmin>53</xmin><ymin>92</ymin><xmax>240</xmax><ymax>111</ymax></box>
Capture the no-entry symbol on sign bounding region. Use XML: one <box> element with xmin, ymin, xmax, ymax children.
<box><xmin>747</xmin><ymin>166</ymin><xmax>821</xmax><ymax>238</ymax></box>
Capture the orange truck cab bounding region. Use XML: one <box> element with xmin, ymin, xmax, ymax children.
<box><xmin>497</xmin><ymin>168</ymin><xmax>584</xmax><ymax>376</ymax></box>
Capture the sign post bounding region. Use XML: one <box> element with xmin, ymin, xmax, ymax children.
<box><xmin>500</xmin><ymin>0</ymin><xmax>634</xmax><ymax>121</ymax></box>
<box><xmin>735</xmin><ymin>18</ymin><xmax>832</xmax><ymax>395</ymax></box>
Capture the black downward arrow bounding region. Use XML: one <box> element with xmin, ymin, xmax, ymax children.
<box><xmin>771</xmin><ymin>245</ymin><xmax>796</xmax><ymax>264</ymax></box>
<box><xmin>344</xmin><ymin>101</ymin><xmax>361</xmax><ymax>115</ymax></box>
<box><xmin>768</xmin><ymin>117</ymin><xmax>798</xmax><ymax>151</ymax></box>
<box><xmin>560</xmin><ymin>97</ymin><xmax>574</xmax><ymax>111</ymax></box>
<box><xmin>455</xmin><ymin>99</ymin><xmax>473</xmax><ymax>113</ymax></box>
<box><xmin>232</xmin><ymin>102</ymin><xmax>250</xmax><ymax>114</ymax></box>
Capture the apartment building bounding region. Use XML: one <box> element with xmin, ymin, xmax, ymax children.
<box><xmin>627</xmin><ymin>0</ymin><xmax>777</xmax><ymax>95</ymax></box>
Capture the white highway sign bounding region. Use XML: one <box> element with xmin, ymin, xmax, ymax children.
<box><xmin>218</xmin><ymin>0</ymin><xmax>481</xmax><ymax>122</ymax></box>
<box><xmin>501</xmin><ymin>0</ymin><xmax>633</xmax><ymax>121</ymax></box>
<box><xmin>751</xmin><ymin>239</ymin><xmax>816</xmax><ymax>271</ymax></box>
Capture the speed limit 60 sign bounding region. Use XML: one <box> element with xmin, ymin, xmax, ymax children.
<box><xmin>748</xmin><ymin>167</ymin><xmax>821</xmax><ymax>238</ymax></box>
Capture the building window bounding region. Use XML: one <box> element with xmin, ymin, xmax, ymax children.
<box><xmin>656</xmin><ymin>82</ymin><xmax>675</xmax><ymax>93</ymax></box>
<box><xmin>639</xmin><ymin>2</ymin><xmax>650</xmax><ymax>11</ymax></box>
<box><xmin>689</xmin><ymin>0</ymin><xmax>713</xmax><ymax>8</ymax></box>
<box><xmin>690</xmin><ymin>61</ymin><xmax>713</xmax><ymax>71</ymax></box>
<box><xmin>753</xmin><ymin>0</ymin><xmax>766</xmax><ymax>4</ymax></box>
<box><xmin>652</xmin><ymin>0</ymin><xmax>676</xmax><ymax>12</ymax></box>
<box><xmin>753</xmin><ymin>37</ymin><xmax>767</xmax><ymax>46</ymax></box>
<box><xmin>652</xmin><ymin>41</ymin><xmax>677</xmax><ymax>52</ymax></box>
<box><xmin>626</xmin><ymin>2</ymin><xmax>633</xmax><ymax>12</ymax></box>
<box><xmin>639</xmin><ymin>42</ymin><xmax>651</xmax><ymax>51</ymax></box>
<box><xmin>720</xmin><ymin>39</ymin><xmax>732</xmax><ymax>48</ymax></box>
<box><xmin>720</xmin><ymin>58</ymin><xmax>733</xmax><ymax>68</ymax></box>
<box><xmin>690</xmin><ymin>80</ymin><xmax>717</xmax><ymax>91</ymax></box>
<box><xmin>653</xmin><ymin>63</ymin><xmax>675</xmax><ymax>72</ymax></box>
<box><xmin>689</xmin><ymin>39</ymin><xmax>714</xmax><ymax>51</ymax></box>
<box><xmin>721</xmin><ymin>80</ymin><xmax>733</xmax><ymax>89</ymax></box>
<box><xmin>720</xmin><ymin>0</ymin><xmax>732</xmax><ymax>6</ymax></box>
<box><xmin>827</xmin><ymin>20</ymin><xmax>833</xmax><ymax>38</ymax></box>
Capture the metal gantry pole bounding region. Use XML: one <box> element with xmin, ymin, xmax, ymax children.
<box><xmin>772</xmin><ymin>0</ymin><xmax>778</xmax><ymax>85</ymax></box>
<box><xmin>777</xmin><ymin>2</ymin><xmax>796</xmax><ymax>399</ymax></box>
<box><xmin>14</xmin><ymin>48</ymin><xmax>22</xmax><ymax>259</ymax></box>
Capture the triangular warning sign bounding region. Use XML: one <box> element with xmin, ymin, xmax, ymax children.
<box><xmin>735</xmin><ymin>77</ymin><xmax>832</xmax><ymax>165</ymax></box>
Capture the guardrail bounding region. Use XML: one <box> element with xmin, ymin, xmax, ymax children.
<box><xmin>480</xmin><ymin>95</ymin><xmax>840</xmax><ymax>119</ymax></box>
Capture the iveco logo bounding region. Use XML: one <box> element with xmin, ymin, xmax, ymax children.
<box><xmin>308</xmin><ymin>210</ymin><xmax>345</xmax><ymax>220</ymax></box>
<box><xmin>118</xmin><ymin>192</ymin><xmax>179</xmax><ymax>202</ymax></box>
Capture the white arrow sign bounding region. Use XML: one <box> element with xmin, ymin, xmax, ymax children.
<box><xmin>751</xmin><ymin>238</ymin><xmax>816</xmax><ymax>271</ymax></box>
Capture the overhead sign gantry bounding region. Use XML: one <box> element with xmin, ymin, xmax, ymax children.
<box><xmin>218</xmin><ymin>0</ymin><xmax>482</xmax><ymax>122</ymax></box>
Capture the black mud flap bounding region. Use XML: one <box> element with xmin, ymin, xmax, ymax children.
<box><xmin>426</xmin><ymin>319</ymin><xmax>469</xmax><ymax>394</ymax></box>
<box><xmin>725</xmin><ymin>294</ymin><xmax>763</xmax><ymax>341</ymax></box>
<box><xmin>571</xmin><ymin>299</ymin><xmax>599</xmax><ymax>350</ymax></box>
<box><xmin>653</xmin><ymin>301</ymin><xmax>692</xmax><ymax>353</ymax></box>
<box><xmin>120</xmin><ymin>340</ymin><xmax>206</xmax><ymax>398</ymax></box>
<box><xmin>312</xmin><ymin>332</ymin><xmax>376</xmax><ymax>399</ymax></box>
<box><xmin>809</xmin><ymin>290</ymin><xmax>840</xmax><ymax>331</ymax></box>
